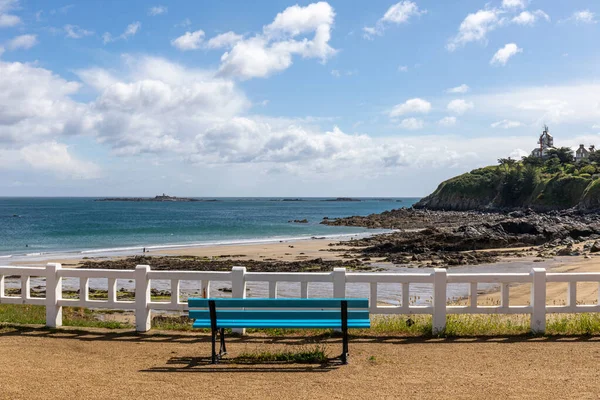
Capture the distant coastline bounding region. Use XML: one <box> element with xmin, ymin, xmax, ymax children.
<box><xmin>95</xmin><ymin>194</ymin><xmax>202</xmax><ymax>202</ymax></box>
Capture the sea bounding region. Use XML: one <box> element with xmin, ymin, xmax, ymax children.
<box><xmin>0</xmin><ymin>197</ymin><xmax>420</xmax><ymax>259</ymax></box>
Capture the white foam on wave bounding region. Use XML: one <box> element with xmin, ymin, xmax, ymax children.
<box><xmin>7</xmin><ymin>229</ymin><xmax>394</xmax><ymax>262</ymax></box>
<box><xmin>79</xmin><ymin>232</ymin><xmax>384</xmax><ymax>255</ymax></box>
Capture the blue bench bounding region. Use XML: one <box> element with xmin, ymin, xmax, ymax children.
<box><xmin>188</xmin><ymin>298</ymin><xmax>370</xmax><ymax>364</ymax></box>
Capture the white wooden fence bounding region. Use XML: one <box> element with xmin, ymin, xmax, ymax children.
<box><xmin>1</xmin><ymin>263</ymin><xmax>600</xmax><ymax>334</ymax></box>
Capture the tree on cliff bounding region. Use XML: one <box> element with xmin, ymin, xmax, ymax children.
<box><xmin>547</xmin><ymin>147</ymin><xmax>575</xmax><ymax>164</ymax></box>
<box><xmin>522</xmin><ymin>154</ymin><xmax>544</xmax><ymax>167</ymax></box>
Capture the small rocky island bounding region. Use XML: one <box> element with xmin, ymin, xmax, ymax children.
<box><xmin>95</xmin><ymin>194</ymin><xmax>199</xmax><ymax>202</ymax></box>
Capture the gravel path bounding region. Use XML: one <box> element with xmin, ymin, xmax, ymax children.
<box><xmin>2</xmin><ymin>327</ymin><xmax>600</xmax><ymax>399</ymax></box>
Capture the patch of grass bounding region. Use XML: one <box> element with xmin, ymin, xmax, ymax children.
<box><xmin>151</xmin><ymin>315</ymin><xmax>195</xmax><ymax>331</ymax></box>
<box><xmin>234</xmin><ymin>345</ymin><xmax>328</xmax><ymax>364</ymax></box>
<box><xmin>546</xmin><ymin>313</ymin><xmax>600</xmax><ymax>335</ymax></box>
<box><xmin>369</xmin><ymin>315</ymin><xmax>433</xmax><ymax>336</ymax></box>
<box><xmin>0</xmin><ymin>304</ymin><xmax>132</xmax><ymax>329</ymax></box>
<box><xmin>246</xmin><ymin>327</ymin><xmax>333</xmax><ymax>336</ymax></box>
<box><xmin>4</xmin><ymin>304</ymin><xmax>600</xmax><ymax>337</ymax></box>
<box><xmin>443</xmin><ymin>314</ymin><xmax>530</xmax><ymax>337</ymax></box>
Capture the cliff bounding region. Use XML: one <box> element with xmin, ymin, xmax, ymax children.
<box><xmin>414</xmin><ymin>163</ymin><xmax>600</xmax><ymax>212</ymax></box>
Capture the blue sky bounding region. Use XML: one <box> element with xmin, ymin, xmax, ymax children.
<box><xmin>1</xmin><ymin>0</ymin><xmax>600</xmax><ymax>197</ymax></box>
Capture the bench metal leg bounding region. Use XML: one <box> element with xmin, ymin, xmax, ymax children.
<box><xmin>209</xmin><ymin>300</ymin><xmax>218</xmax><ymax>364</ymax></box>
<box><xmin>341</xmin><ymin>300</ymin><xmax>349</xmax><ymax>364</ymax></box>
<box><xmin>211</xmin><ymin>328</ymin><xmax>217</xmax><ymax>364</ymax></box>
<box><xmin>219</xmin><ymin>328</ymin><xmax>227</xmax><ymax>357</ymax></box>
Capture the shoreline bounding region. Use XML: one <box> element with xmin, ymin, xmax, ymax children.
<box><xmin>3</xmin><ymin>230</ymin><xmax>391</xmax><ymax>265</ymax></box>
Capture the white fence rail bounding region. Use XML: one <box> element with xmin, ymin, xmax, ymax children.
<box><xmin>1</xmin><ymin>264</ymin><xmax>600</xmax><ymax>334</ymax></box>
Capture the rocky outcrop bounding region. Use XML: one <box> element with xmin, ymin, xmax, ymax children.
<box><xmin>325</xmin><ymin>208</ymin><xmax>600</xmax><ymax>267</ymax></box>
<box><xmin>80</xmin><ymin>255</ymin><xmax>371</xmax><ymax>272</ymax></box>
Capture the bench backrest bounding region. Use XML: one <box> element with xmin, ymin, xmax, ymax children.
<box><xmin>188</xmin><ymin>298</ymin><xmax>370</xmax><ymax>323</ymax></box>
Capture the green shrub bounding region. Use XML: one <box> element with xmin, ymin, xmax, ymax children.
<box><xmin>580</xmin><ymin>165</ymin><xmax>596</xmax><ymax>175</ymax></box>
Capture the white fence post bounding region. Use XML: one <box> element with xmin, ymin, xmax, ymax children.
<box><xmin>45</xmin><ymin>263</ymin><xmax>63</xmax><ymax>328</ymax></box>
<box><xmin>231</xmin><ymin>266</ymin><xmax>247</xmax><ymax>335</ymax></box>
<box><xmin>530</xmin><ymin>267</ymin><xmax>546</xmax><ymax>334</ymax></box>
<box><xmin>333</xmin><ymin>268</ymin><xmax>346</xmax><ymax>298</ymax></box>
<box><xmin>333</xmin><ymin>268</ymin><xmax>347</xmax><ymax>333</ymax></box>
<box><xmin>135</xmin><ymin>265</ymin><xmax>151</xmax><ymax>332</ymax></box>
<box><xmin>432</xmin><ymin>268</ymin><xmax>447</xmax><ymax>335</ymax></box>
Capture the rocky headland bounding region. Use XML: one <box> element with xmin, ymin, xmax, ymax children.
<box><xmin>413</xmin><ymin>154</ymin><xmax>600</xmax><ymax>212</ymax></box>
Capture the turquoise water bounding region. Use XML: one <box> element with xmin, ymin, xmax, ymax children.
<box><xmin>0</xmin><ymin>197</ymin><xmax>419</xmax><ymax>257</ymax></box>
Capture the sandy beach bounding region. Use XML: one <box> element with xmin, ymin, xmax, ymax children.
<box><xmin>10</xmin><ymin>238</ymin><xmax>360</xmax><ymax>267</ymax></box>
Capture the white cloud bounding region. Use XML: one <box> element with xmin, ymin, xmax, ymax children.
<box><xmin>148</xmin><ymin>6</ymin><xmax>167</xmax><ymax>16</ymax></box>
<box><xmin>389</xmin><ymin>98</ymin><xmax>431</xmax><ymax>117</ymax></box>
<box><xmin>172</xmin><ymin>31</ymin><xmax>244</xmax><ymax>51</ymax></box>
<box><xmin>64</xmin><ymin>24</ymin><xmax>94</xmax><ymax>39</ymax></box>
<box><xmin>593</xmin><ymin>124</ymin><xmax>600</xmax><ymax>129</ymax></box>
<box><xmin>6</xmin><ymin>34</ymin><xmax>37</xmax><ymax>50</ymax></box>
<box><xmin>398</xmin><ymin>65</ymin><xmax>408</xmax><ymax>72</ymax></box>
<box><xmin>176</xmin><ymin>18</ymin><xmax>192</xmax><ymax>28</ymax></box>
<box><xmin>331</xmin><ymin>69</ymin><xmax>340</xmax><ymax>78</ymax></box>
<box><xmin>0</xmin><ymin>46</ymin><xmax>4</xmax><ymax>56</ymax></box>
<box><xmin>362</xmin><ymin>26</ymin><xmax>377</xmax><ymax>39</ymax></box>
<box><xmin>446</xmin><ymin>84</ymin><xmax>469</xmax><ymax>94</ymax></box>
<box><xmin>502</xmin><ymin>0</ymin><xmax>527</xmax><ymax>10</ymax></box>
<box><xmin>447</xmin><ymin>99</ymin><xmax>474</xmax><ymax>114</ymax></box>
<box><xmin>0</xmin><ymin>59</ymin><xmax>90</xmax><ymax>144</ymax></box>
<box><xmin>206</xmin><ymin>31</ymin><xmax>244</xmax><ymax>49</ymax></box>
<box><xmin>0</xmin><ymin>13</ymin><xmax>19</xmax><ymax>27</ymax></box>
<box><xmin>2</xmin><ymin>57</ymin><xmax>582</xmax><ymax>190</ymax></box>
<box><xmin>447</xmin><ymin>9</ymin><xmax>502</xmax><ymax>51</ymax></box>
<box><xmin>569</xmin><ymin>10</ymin><xmax>597</xmax><ymax>24</ymax></box>
<box><xmin>20</xmin><ymin>141</ymin><xmax>100</xmax><ymax>179</ymax></box>
<box><xmin>171</xmin><ymin>30</ymin><xmax>205</xmax><ymax>51</ymax></box>
<box><xmin>438</xmin><ymin>116</ymin><xmax>457</xmax><ymax>126</ymax></box>
<box><xmin>67</xmin><ymin>57</ymin><xmax>485</xmax><ymax>173</ymax></box>
<box><xmin>399</xmin><ymin>118</ymin><xmax>424</xmax><ymax>130</ymax></box>
<box><xmin>124</xmin><ymin>22</ymin><xmax>141</xmax><ymax>37</ymax></box>
<box><xmin>382</xmin><ymin>1</ymin><xmax>426</xmax><ymax>23</ymax></box>
<box><xmin>0</xmin><ymin>0</ymin><xmax>21</xmax><ymax>27</ymax></box>
<box><xmin>363</xmin><ymin>1</ymin><xmax>426</xmax><ymax>39</ymax></box>
<box><xmin>264</xmin><ymin>2</ymin><xmax>334</xmax><ymax>37</ymax></box>
<box><xmin>490</xmin><ymin>43</ymin><xmax>522</xmax><ymax>66</ymax></box>
<box><xmin>512</xmin><ymin>10</ymin><xmax>550</xmax><ymax>25</ymax></box>
<box><xmin>103</xmin><ymin>22</ymin><xmax>141</xmax><ymax>44</ymax></box>
<box><xmin>491</xmin><ymin>119</ymin><xmax>523</xmax><ymax>129</ymax></box>
<box><xmin>219</xmin><ymin>2</ymin><xmax>337</xmax><ymax>79</ymax></box>
<box><xmin>470</xmin><ymin>83</ymin><xmax>600</xmax><ymax>125</ymax></box>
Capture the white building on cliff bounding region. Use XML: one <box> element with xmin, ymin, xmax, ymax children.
<box><xmin>530</xmin><ymin>125</ymin><xmax>596</xmax><ymax>162</ymax></box>
<box><xmin>575</xmin><ymin>144</ymin><xmax>596</xmax><ymax>162</ymax></box>
<box><xmin>531</xmin><ymin>126</ymin><xmax>554</xmax><ymax>158</ymax></box>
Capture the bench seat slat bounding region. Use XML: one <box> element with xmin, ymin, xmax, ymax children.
<box><xmin>192</xmin><ymin>319</ymin><xmax>371</xmax><ymax>329</ymax></box>
<box><xmin>189</xmin><ymin>310</ymin><xmax>369</xmax><ymax>321</ymax></box>
<box><xmin>188</xmin><ymin>298</ymin><xmax>369</xmax><ymax>309</ymax></box>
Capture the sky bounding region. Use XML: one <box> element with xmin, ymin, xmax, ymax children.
<box><xmin>1</xmin><ymin>0</ymin><xmax>600</xmax><ymax>197</ymax></box>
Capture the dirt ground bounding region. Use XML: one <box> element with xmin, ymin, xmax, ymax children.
<box><xmin>2</xmin><ymin>327</ymin><xmax>600</xmax><ymax>400</ymax></box>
